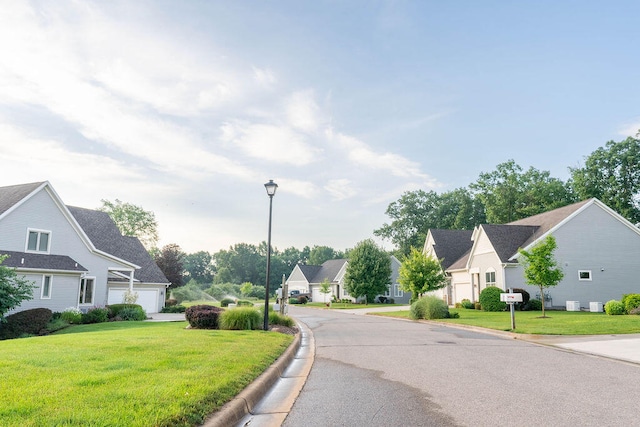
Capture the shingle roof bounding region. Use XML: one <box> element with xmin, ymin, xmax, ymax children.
<box><xmin>481</xmin><ymin>224</ymin><xmax>539</xmax><ymax>262</ymax></box>
<box><xmin>310</xmin><ymin>259</ymin><xmax>348</xmax><ymax>284</ymax></box>
<box><xmin>0</xmin><ymin>182</ymin><xmax>44</xmax><ymax>217</ymax></box>
<box><xmin>428</xmin><ymin>229</ymin><xmax>473</xmax><ymax>269</ymax></box>
<box><xmin>297</xmin><ymin>264</ymin><xmax>322</xmax><ymax>282</ymax></box>
<box><xmin>67</xmin><ymin>206</ymin><xmax>169</xmax><ymax>284</ymax></box>
<box><xmin>0</xmin><ymin>250</ymin><xmax>87</xmax><ymax>272</ymax></box>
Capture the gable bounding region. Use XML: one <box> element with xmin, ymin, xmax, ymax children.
<box><xmin>425</xmin><ymin>229</ymin><xmax>474</xmax><ymax>269</ymax></box>
<box><xmin>310</xmin><ymin>259</ymin><xmax>348</xmax><ymax>284</ymax></box>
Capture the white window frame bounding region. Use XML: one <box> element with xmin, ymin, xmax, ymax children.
<box><xmin>384</xmin><ymin>284</ymin><xmax>391</xmax><ymax>297</ymax></box>
<box><xmin>41</xmin><ymin>275</ymin><xmax>52</xmax><ymax>299</ymax></box>
<box><xmin>26</xmin><ymin>228</ymin><xmax>51</xmax><ymax>253</ymax></box>
<box><xmin>394</xmin><ymin>284</ymin><xmax>403</xmax><ymax>298</ymax></box>
<box><xmin>79</xmin><ymin>277</ymin><xmax>96</xmax><ymax>305</ymax></box>
<box><xmin>485</xmin><ymin>269</ymin><xmax>496</xmax><ymax>286</ymax></box>
<box><xmin>578</xmin><ymin>270</ymin><xmax>592</xmax><ymax>281</ymax></box>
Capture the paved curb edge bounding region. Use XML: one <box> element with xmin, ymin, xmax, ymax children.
<box><xmin>201</xmin><ymin>330</ymin><xmax>302</xmax><ymax>427</ymax></box>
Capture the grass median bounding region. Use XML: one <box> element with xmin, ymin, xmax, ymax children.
<box><xmin>376</xmin><ymin>308</ymin><xmax>640</xmax><ymax>335</ymax></box>
<box><xmin>0</xmin><ymin>321</ymin><xmax>293</xmax><ymax>426</ymax></box>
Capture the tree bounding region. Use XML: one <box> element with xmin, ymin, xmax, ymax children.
<box><xmin>518</xmin><ymin>235</ymin><xmax>564</xmax><ymax>318</ymax></box>
<box><xmin>0</xmin><ymin>255</ymin><xmax>35</xmax><ymax>320</ymax></box>
<box><xmin>240</xmin><ymin>282</ymin><xmax>254</xmax><ymax>297</ymax></box>
<box><xmin>99</xmin><ymin>199</ymin><xmax>159</xmax><ymax>250</ymax></box>
<box><xmin>569</xmin><ymin>135</ymin><xmax>640</xmax><ymax>224</ymax></box>
<box><xmin>344</xmin><ymin>239</ymin><xmax>392</xmax><ymax>303</ymax></box>
<box><xmin>308</xmin><ymin>245</ymin><xmax>344</xmax><ymax>265</ymax></box>
<box><xmin>182</xmin><ymin>251</ymin><xmax>215</xmax><ymax>286</ymax></box>
<box><xmin>154</xmin><ymin>244</ymin><xmax>185</xmax><ymax>293</ymax></box>
<box><xmin>319</xmin><ymin>279</ymin><xmax>332</xmax><ymax>303</ymax></box>
<box><xmin>398</xmin><ymin>248</ymin><xmax>448</xmax><ymax>303</ymax></box>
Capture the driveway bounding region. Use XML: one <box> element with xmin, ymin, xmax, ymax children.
<box><xmin>283</xmin><ymin>306</ymin><xmax>640</xmax><ymax>426</ymax></box>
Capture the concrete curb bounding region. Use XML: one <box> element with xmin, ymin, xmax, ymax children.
<box><xmin>201</xmin><ymin>330</ymin><xmax>302</xmax><ymax>427</ymax></box>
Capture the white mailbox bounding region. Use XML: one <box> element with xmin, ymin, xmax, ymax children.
<box><xmin>500</xmin><ymin>293</ymin><xmax>523</xmax><ymax>303</ymax></box>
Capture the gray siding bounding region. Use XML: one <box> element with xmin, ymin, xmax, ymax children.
<box><xmin>8</xmin><ymin>273</ymin><xmax>81</xmax><ymax>314</ymax></box>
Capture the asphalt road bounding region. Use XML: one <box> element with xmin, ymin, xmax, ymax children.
<box><xmin>283</xmin><ymin>306</ymin><xmax>640</xmax><ymax>427</ymax></box>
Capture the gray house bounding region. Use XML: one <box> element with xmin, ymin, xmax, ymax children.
<box><xmin>424</xmin><ymin>198</ymin><xmax>640</xmax><ymax>309</ymax></box>
<box><xmin>286</xmin><ymin>256</ymin><xmax>411</xmax><ymax>304</ymax></box>
<box><xmin>0</xmin><ymin>181</ymin><xmax>169</xmax><ymax>315</ymax></box>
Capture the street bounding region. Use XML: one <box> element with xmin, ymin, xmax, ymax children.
<box><xmin>283</xmin><ymin>306</ymin><xmax>640</xmax><ymax>426</ymax></box>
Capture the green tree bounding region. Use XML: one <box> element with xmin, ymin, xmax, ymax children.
<box><xmin>99</xmin><ymin>199</ymin><xmax>159</xmax><ymax>250</ymax></box>
<box><xmin>398</xmin><ymin>248</ymin><xmax>448</xmax><ymax>303</ymax></box>
<box><xmin>308</xmin><ymin>245</ymin><xmax>344</xmax><ymax>265</ymax></box>
<box><xmin>344</xmin><ymin>239</ymin><xmax>392</xmax><ymax>303</ymax></box>
<box><xmin>240</xmin><ymin>282</ymin><xmax>253</xmax><ymax>297</ymax></box>
<box><xmin>182</xmin><ymin>251</ymin><xmax>214</xmax><ymax>286</ymax></box>
<box><xmin>0</xmin><ymin>255</ymin><xmax>36</xmax><ymax>320</ymax></box>
<box><xmin>569</xmin><ymin>135</ymin><xmax>640</xmax><ymax>224</ymax></box>
<box><xmin>518</xmin><ymin>235</ymin><xmax>564</xmax><ymax>318</ymax></box>
<box><xmin>213</xmin><ymin>243</ymin><xmax>262</xmax><ymax>285</ymax></box>
<box><xmin>319</xmin><ymin>279</ymin><xmax>332</xmax><ymax>303</ymax></box>
<box><xmin>154</xmin><ymin>244</ymin><xmax>185</xmax><ymax>293</ymax></box>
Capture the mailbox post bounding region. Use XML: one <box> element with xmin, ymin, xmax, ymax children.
<box><xmin>500</xmin><ymin>290</ymin><xmax>523</xmax><ymax>330</ymax></box>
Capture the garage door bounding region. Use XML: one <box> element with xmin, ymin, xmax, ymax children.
<box><xmin>108</xmin><ymin>289</ymin><xmax>159</xmax><ymax>314</ymax></box>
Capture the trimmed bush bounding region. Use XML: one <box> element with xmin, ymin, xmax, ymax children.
<box><xmin>461</xmin><ymin>299</ymin><xmax>474</xmax><ymax>309</ymax></box>
<box><xmin>220</xmin><ymin>297</ymin><xmax>235</xmax><ymax>307</ymax></box>
<box><xmin>511</xmin><ymin>288</ymin><xmax>530</xmax><ymax>310</ymax></box>
<box><xmin>269</xmin><ymin>311</ymin><xmax>295</xmax><ymax>327</ymax></box>
<box><xmin>410</xmin><ymin>296</ymin><xmax>450</xmax><ymax>320</ymax></box>
<box><xmin>0</xmin><ymin>308</ymin><xmax>52</xmax><ymax>340</ymax></box>
<box><xmin>108</xmin><ymin>304</ymin><xmax>144</xmax><ymax>319</ymax></box>
<box><xmin>474</xmin><ymin>302</ymin><xmax>481</xmax><ymax>310</ymax></box>
<box><xmin>165</xmin><ymin>298</ymin><xmax>178</xmax><ymax>307</ymax></box>
<box><xmin>236</xmin><ymin>300</ymin><xmax>254</xmax><ymax>307</ymax></box>
<box><xmin>523</xmin><ymin>299</ymin><xmax>542</xmax><ymax>311</ymax></box>
<box><xmin>117</xmin><ymin>306</ymin><xmax>147</xmax><ymax>321</ymax></box>
<box><xmin>622</xmin><ymin>294</ymin><xmax>640</xmax><ymax>314</ymax></box>
<box><xmin>185</xmin><ymin>305</ymin><xmax>225</xmax><ymax>329</ymax></box>
<box><xmin>219</xmin><ymin>307</ymin><xmax>262</xmax><ymax>330</ymax></box>
<box><xmin>479</xmin><ymin>286</ymin><xmax>507</xmax><ymax>312</ymax></box>
<box><xmin>60</xmin><ymin>307</ymin><xmax>83</xmax><ymax>324</ymax></box>
<box><xmin>604</xmin><ymin>300</ymin><xmax>625</xmax><ymax>315</ymax></box>
<box><xmin>161</xmin><ymin>305</ymin><xmax>186</xmax><ymax>313</ymax></box>
<box><xmin>297</xmin><ymin>296</ymin><xmax>308</xmax><ymax>304</ymax></box>
<box><xmin>82</xmin><ymin>307</ymin><xmax>109</xmax><ymax>324</ymax></box>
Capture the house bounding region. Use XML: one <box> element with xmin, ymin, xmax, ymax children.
<box><xmin>423</xmin><ymin>198</ymin><xmax>640</xmax><ymax>309</ymax></box>
<box><xmin>0</xmin><ymin>181</ymin><xmax>170</xmax><ymax>315</ymax></box>
<box><xmin>286</xmin><ymin>256</ymin><xmax>411</xmax><ymax>304</ymax></box>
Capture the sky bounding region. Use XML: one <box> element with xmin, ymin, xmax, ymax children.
<box><xmin>1</xmin><ymin>1</ymin><xmax>639</xmax><ymax>255</ymax></box>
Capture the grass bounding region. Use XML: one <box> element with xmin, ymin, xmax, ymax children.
<box><xmin>375</xmin><ymin>308</ymin><xmax>640</xmax><ymax>335</ymax></box>
<box><xmin>305</xmin><ymin>302</ymin><xmax>406</xmax><ymax>309</ymax></box>
<box><xmin>0</xmin><ymin>321</ymin><xmax>293</xmax><ymax>426</ymax></box>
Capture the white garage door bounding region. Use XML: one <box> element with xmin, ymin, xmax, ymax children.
<box><xmin>108</xmin><ymin>289</ymin><xmax>159</xmax><ymax>314</ymax></box>
<box><xmin>311</xmin><ymin>287</ymin><xmax>323</xmax><ymax>303</ymax></box>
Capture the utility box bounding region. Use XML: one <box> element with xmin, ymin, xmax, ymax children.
<box><xmin>589</xmin><ymin>302</ymin><xmax>603</xmax><ymax>312</ymax></box>
<box><xmin>566</xmin><ymin>301</ymin><xmax>581</xmax><ymax>311</ymax></box>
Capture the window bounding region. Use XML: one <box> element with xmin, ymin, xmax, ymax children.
<box><xmin>27</xmin><ymin>229</ymin><xmax>50</xmax><ymax>253</ymax></box>
<box><xmin>384</xmin><ymin>285</ymin><xmax>391</xmax><ymax>297</ymax></box>
<box><xmin>394</xmin><ymin>284</ymin><xmax>404</xmax><ymax>298</ymax></box>
<box><xmin>485</xmin><ymin>270</ymin><xmax>496</xmax><ymax>286</ymax></box>
<box><xmin>41</xmin><ymin>275</ymin><xmax>52</xmax><ymax>299</ymax></box>
<box><xmin>578</xmin><ymin>270</ymin><xmax>592</xmax><ymax>281</ymax></box>
<box><xmin>79</xmin><ymin>278</ymin><xmax>95</xmax><ymax>304</ymax></box>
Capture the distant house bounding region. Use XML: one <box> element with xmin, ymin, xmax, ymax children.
<box><xmin>424</xmin><ymin>199</ymin><xmax>640</xmax><ymax>309</ymax></box>
<box><xmin>286</xmin><ymin>256</ymin><xmax>411</xmax><ymax>304</ymax></box>
<box><xmin>0</xmin><ymin>182</ymin><xmax>170</xmax><ymax>315</ymax></box>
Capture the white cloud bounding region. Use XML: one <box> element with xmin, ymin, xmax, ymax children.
<box><xmin>276</xmin><ymin>178</ymin><xmax>318</xmax><ymax>199</ymax></box>
<box><xmin>286</xmin><ymin>90</ymin><xmax>323</xmax><ymax>133</ymax></box>
<box><xmin>253</xmin><ymin>66</ymin><xmax>277</xmax><ymax>88</ymax></box>
<box><xmin>324</xmin><ymin>179</ymin><xmax>357</xmax><ymax>201</ymax></box>
<box><xmin>619</xmin><ymin>120</ymin><xmax>640</xmax><ymax>138</ymax></box>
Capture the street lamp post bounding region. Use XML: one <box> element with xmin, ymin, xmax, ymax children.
<box><xmin>263</xmin><ymin>179</ymin><xmax>278</xmax><ymax>331</ymax></box>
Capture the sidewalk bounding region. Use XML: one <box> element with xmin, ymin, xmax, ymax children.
<box><xmin>525</xmin><ymin>333</ymin><xmax>640</xmax><ymax>365</ymax></box>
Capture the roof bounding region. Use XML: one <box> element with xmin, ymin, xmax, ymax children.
<box><xmin>0</xmin><ymin>182</ymin><xmax>45</xmax><ymax>217</ymax></box>
<box><xmin>296</xmin><ymin>264</ymin><xmax>322</xmax><ymax>282</ymax></box>
<box><xmin>0</xmin><ymin>250</ymin><xmax>87</xmax><ymax>272</ymax></box>
<box><xmin>481</xmin><ymin>224</ymin><xmax>539</xmax><ymax>262</ymax></box>
<box><xmin>67</xmin><ymin>206</ymin><xmax>169</xmax><ymax>284</ymax></box>
<box><xmin>427</xmin><ymin>229</ymin><xmax>473</xmax><ymax>269</ymax></box>
<box><xmin>309</xmin><ymin>259</ymin><xmax>348</xmax><ymax>284</ymax></box>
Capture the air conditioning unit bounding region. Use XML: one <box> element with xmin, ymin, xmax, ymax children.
<box><xmin>589</xmin><ymin>302</ymin><xmax>603</xmax><ymax>312</ymax></box>
<box><xmin>566</xmin><ymin>301</ymin><xmax>581</xmax><ymax>311</ymax></box>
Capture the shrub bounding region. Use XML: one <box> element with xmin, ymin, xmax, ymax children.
<box><xmin>161</xmin><ymin>305</ymin><xmax>186</xmax><ymax>313</ymax></box>
<box><xmin>604</xmin><ymin>300</ymin><xmax>625</xmax><ymax>315</ymax></box>
<box><xmin>219</xmin><ymin>307</ymin><xmax>262</xmax><ymax>330</ymax></box>
<box><xmin>474</xmin><ymin>302</ymin><xmax>481</xmax><ymax>310</ymax></box>
<box><xmin>60</xmin><ymin>307</ymin><xmax>83</xmax><ymax>324</ymax></box>
<box><xmin>288</xmin><ymin>297</ymin><xmax>299</xmax><ymax>304</ymax></box>
<box><xmin>117</xmin><ymin>306</ymin><xmax>147</xmax><ymax>321</ymax></box>
<box><xmin>220</xmin><ymin>297</ymin><xmax>235</xmax><ymax>307</ymax></box>
<box><xmin>206</xmin><ymin>283</ymin><xmax>242</xmax><ymax>301</ymax></box>
<box><xmin>165</xmin><ymin>298</ymin><xmax>178</xmax><ymax>307</ymax></box>
<box><xmin>630</xmin><ymin>307</ymin><xmax>640</xmax><ymax>315</ymax></box>
<box><xmin>622</xmin><ymin>294</ymin><xmax>640</xmax><ymax>313</ymax></box>
<box><xmin>410</xmin><ymin>296</ymin><xmax>450</xmax><ymax>320</ymax></box>
<box><xmin>171</xmin><ymin>283</ymin><xmax>211</xmax><ymax>303</ymax></box>
<box><xmin>511</xmin><ymin>288</ymin><xmax>530</xmax><ymax>310</ymax></box>
<box><xmin>0</xmin><ymin>308</ymin><xmax>53</xmax><ymax>340</ymax></box>
<box><xmin>236</xmin><ymin>299</ymin><xmax>254</xmax><ymax>307</ymax></box>
<box><xmin>297</xmin><ymin>296</ymin><xmax>308</xmax><ymax>304</ymax></box>
<box><xmin>82</xmin><ymin>307</ymin><xmax>109</xmax><ymax>324</ymax></box>
<box><xmin>378</xmin><ymin>296</ymin><xmax>387</xmax><ymax>303</ymax></box>
<box><xmin>454</xmin><ymin>302</ymin><xmax>462</xmax><ymax>308</ymax></box>
<box><xmin>479</xmin><ymin>286</ymin><xmax>507</xmax><ymax>312</ymax></box>
<box><xmin>389</xmin><ymin>298</ymin><xmax>395</xmax><ymax>304</ymax></box>
<box><xmin>185</xmin><ymin>305</ymin><xmax>225</xmax><ymax>329</ymax></box>
<box><xmin>108</xmin><ymin>304</ymin><xmax>144</xmax><ymax>319</ymax></box>
<box><xmin>461</xmin><ymin>299</ymin><xmax>474</xmax><ymax>309</ymax></box>
<box><xmin>523</xmin><ymin>299</ymin><xmax>542</xmax><ymax>311</ymax></box>
<box><xmin>269</xmin><ymin>311</ymin><xmax>295</xmax><ymax>327</ymax></box>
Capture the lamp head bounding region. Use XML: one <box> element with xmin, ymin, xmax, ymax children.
<box><xmin>264</xmin><ymin>179</ymin><xmax>278</xmax><ymax>197</ymax></box>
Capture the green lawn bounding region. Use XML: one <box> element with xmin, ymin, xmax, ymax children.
<box><xmin>305</xmin><ymin>302</ymin><xmax>406</xmax><ymax>309</ymax></box>
<box><xmin>376</xmin><ymin>308</ymin><xmax>640</xmax><ymax>335</ymax></box>
<box><xmin>0</xmin><ymin>321</ymin><xmax>293</xmax><ymax>426</ymax></box>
